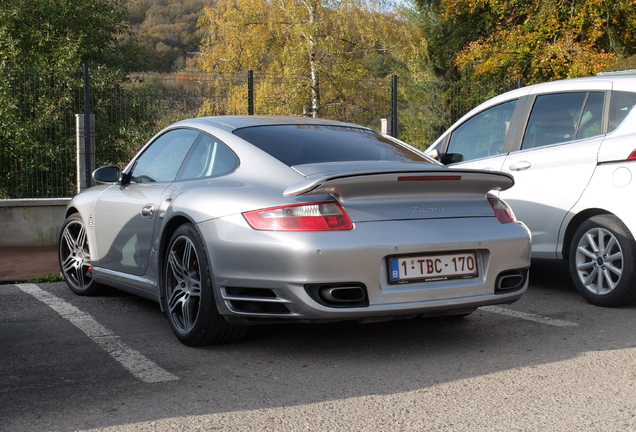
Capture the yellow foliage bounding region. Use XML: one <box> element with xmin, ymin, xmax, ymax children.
<box><xmin>446</xmin><ymin>0</ymin><xmax>636</xmax><ymax>83</ymax></box>
<box><xmin>195</xmin><ymin>0</ymin><xmax>428</xmax><ymax>119</ymax></box>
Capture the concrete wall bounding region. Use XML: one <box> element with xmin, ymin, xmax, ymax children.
<box><xmin>0</xmin><ymin>199</ymin><xmax>71</xmax><ymax>247</ymax></box>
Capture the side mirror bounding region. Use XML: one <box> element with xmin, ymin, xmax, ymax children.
<box><xmin>443</xmin><ymin>153</ymin><xmax>464</xmax><ymax>164</ymax></box>
<box><xmin>93</xmin><ymin>165</ymin><xmax>122</xmax><ymax>184</ymax></box>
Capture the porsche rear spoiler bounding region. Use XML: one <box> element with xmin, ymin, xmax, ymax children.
<box><xmin>284</xmin><ymin>167</ymin><xmax>514</xmax><ymax>198</ymax></box>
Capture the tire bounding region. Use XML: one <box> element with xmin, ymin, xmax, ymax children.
<box><xmin>59</xmin><ymin>213</ymin><xmax>106</xmax><ymax>296</ymax></box>
<box><xmin>161</xmin><ymin>224</ymin><xmax>247</xmax><ymax>346</ymax></box>
<box><xmin>569</xmin><ymin>215</ymin><xmax>636</xmax><ymax>307</ymax></box>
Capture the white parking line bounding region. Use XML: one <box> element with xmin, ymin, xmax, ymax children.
<box><xmin>481</xmin><ymin>305</ymin><xmax>580</xmax><ymax>327</ymax></box>
<box><xmin>16</xmin><ymin>283</ymin><xmax>179</xmax><ymax>383</ymax></box>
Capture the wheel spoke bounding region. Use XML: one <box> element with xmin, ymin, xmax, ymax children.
<box><xmin>602</xmin><ymin>235</ymin><xmax>617</xmax><ymax>255</ymax></box>
<box><xmin>583</xmin><ymin>266</ymin><xmax>600</xmax><ymax>289</ymax></box>
<box><xmin>585</xmin><ymin>231</ymin><xmax>600</xmax><ymax>254</ymax></box>
<box><xmin>601</xmin><ymin>267</ymin><xmax>618</xmax><ymax>291</ymax></box>
<box><xmin>576</xmin><ymin>244</ymin><xmax>596</xmax><ymax>261</ymax></box>
<box><xmin>62</xmin><ymin>227</ymin><xmax>77</xmax><ymax>250</ymax></box>
<box><xmin>61</xmin><ymin>254</ymin><xmax>77</xmax><ymax>273</ymax></box>
<box><xmin>167</xmin><ymin>250</ymin><xmax>187</xmax><ymax>283</ymax></box>
<box><xmin>76</xmin><ymin>225</ymin><xmax>87</xmax><ymax>250</ymax></box>
<box><xmin>76</xmin><ymin>265</ymin><xmax>87</xmax><ymax>289</ymax></box>
<box><xmin>182</xmin><ymin>296</ymin><xmax>196</xmax><ymax>332</ymax></box>
<box><xmin>604</xmin><ymin>262</ymin><xmax>622</xmax><ymax>279</ymax></box>
<box><xmin>168</xmin><ymin>286</ymin><xmax>187</xmax><ymax>314</ymax></box>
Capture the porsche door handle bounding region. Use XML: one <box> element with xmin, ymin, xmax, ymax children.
<box><xmin>141</xmin><ymin>204</ymin><xmax>155</xmax><ymax>219</ymax></box>
<box><xmin>509</xmin><ymin>161</ymin><xmax>531</xmax><ymax>171</ymax></box>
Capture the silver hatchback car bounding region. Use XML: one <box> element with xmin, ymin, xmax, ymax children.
<box><xmin>426</xmin><ymin>75</ymin><xmax>636</xmax><ymax>307</ymax></box>
<box><xmin>59</xmin><ymin>116</ymin><xmax>531</xmax><ymax>345</ymax></box>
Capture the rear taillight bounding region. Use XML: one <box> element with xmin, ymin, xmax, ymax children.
<box><xmin>243</xmin><ymin>201</ymin><xmax>354</xmax><ymax>231</ymax></box>
<box><xmin>628</xmin><ymin>149</ymin><xmax>636</xmax><ymax>160</ymax></box>
<box><xmin>487</xmin><ymin>194</ymin><xmax>516</xmax><ymax>224</ymax></box>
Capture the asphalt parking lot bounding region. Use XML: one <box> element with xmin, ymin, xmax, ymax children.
<box><xmin>2</xmin><ymin>266</ymin><xmax>636</xmax><ymax>431</ymax></box>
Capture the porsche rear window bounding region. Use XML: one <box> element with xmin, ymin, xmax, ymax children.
<box><xmin>232</xmin><ymin>124</ymin><xmax>433</xmax><ymax>166</ymax></box>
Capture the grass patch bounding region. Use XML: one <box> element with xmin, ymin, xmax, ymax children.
<box><xmin>27</xmin><ymin>274</ymin><xmax>64</xmax><ymax>283</ymax></box>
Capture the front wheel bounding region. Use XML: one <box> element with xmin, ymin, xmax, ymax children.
<box><xmin>161</xmin><ymin>224</ymin><xmax>247</xmax><ymax>346</ymax></box>
<box><xmin>59</xmin><ymin>213</ymin><xmax>106</xmax><ymax>296</ymax></box>
<box><xmin>569</xmin><ymin>215</ymin><xmax>636</xmax><ymax>307</ymax></box>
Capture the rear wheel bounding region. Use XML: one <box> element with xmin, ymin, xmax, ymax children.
<box><xmin>59</xmin><ymin>213</ymin><xmax>106</xmax><ymax>296</ymax></box>
<box><xmin>569</xmin><ymin>215</ymin><xmax>636</xmax><ymax>307</ymax></box>
<box><xmin>162</xmin><ymin>224</ymin><xmax>247</xmax><ymax>346</ymax></box>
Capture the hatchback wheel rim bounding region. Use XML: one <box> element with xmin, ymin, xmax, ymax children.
<box><xmin>166</xmin><ymin>236</ymin><xmax>202</xmax><ymax>334</ymax></box>
<box><xmin>574</xmin><ymin>227</ymin><xmax>623</xmax><ymax>296</ymax></box>
<box><xmin>60</xmin><ymin>220</ymin><xmax>93</xmax><ymax>291</ymax></box>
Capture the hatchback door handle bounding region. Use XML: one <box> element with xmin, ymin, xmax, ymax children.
<box><xmin>509</xmin><ymin>161</ymin><xmax>531</xmax><ymax>171</ymax></box>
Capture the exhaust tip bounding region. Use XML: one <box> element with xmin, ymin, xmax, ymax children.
<box><xmin>495</xmin><ymin>269</ymin><xmax>528</xmax><ymax>293</ymax></box>
<box><xmin>320</xmin><ymin>286</ymin><xmax>366</xmax><ymax>303</ymax></box>
<box><xmin>305</xmin><ymin>283</ymin><xmax>369</xmax><ymax>308</ymax></box>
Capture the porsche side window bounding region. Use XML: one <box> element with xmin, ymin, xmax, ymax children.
<box><xmin>521</xmin><ymin>92</ymin><xmax>602</xmax><ymax>150</ymax></box>
<box><xmin>131</xmin><ymin>129</ymin><xmax>199</xmax><ymax>183</ymax></box>
<box><xmin>179</xmin><ymin>134</ymin><xmax>238</xmax><ymax>180</ymax></box>
<box><xmin>445</xmin><ymin>100</ymin><xmax>517</xmax><ymax>164</ymax></box>
<box><xmin>609</xmin><ymin>91</ymin><xmax>636</xmax><ymax>132</ymax></box>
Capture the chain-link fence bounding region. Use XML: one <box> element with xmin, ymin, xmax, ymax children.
<box><xmin>0</xmin><ymin>66</ymin><xmax>516</xmax><ymax>199</ymax></box>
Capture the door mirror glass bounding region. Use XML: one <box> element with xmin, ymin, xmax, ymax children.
<box><xmin>93</xmin><ymin>165</ymin><xmax>121</xmax><ymax>184</ymax></box>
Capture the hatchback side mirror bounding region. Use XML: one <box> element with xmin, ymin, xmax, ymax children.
<box><xmin>443</xmin><ymin>153</ymin><xmax>464</xmax><ymax>164</ymax></box>
<box><xmin>93</xmin><ymin>165</ymin><xmax>122</xmax><ymax>184</ymax></box>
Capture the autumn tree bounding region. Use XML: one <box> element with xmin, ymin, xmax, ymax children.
<box><xmin>196</xmin><ymin>0</ymin><xmax>427</xmax><ymax>122</ymax></box>
<box><xmin>423</xmin><ymin>0</ymin><xmax>636</xmax><ymax>84</ymax></box>
<box><xmin>126</xmin><ymin>0</ymin><xmax>216</xmax><ymax>71</ymax></box>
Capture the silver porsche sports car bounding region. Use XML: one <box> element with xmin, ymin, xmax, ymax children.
<box><xmin>59</xmin><ymin>116</ymin><xmax>531</xmax><ymax>346</ymax></box>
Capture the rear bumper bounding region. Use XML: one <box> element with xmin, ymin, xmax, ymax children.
<box><xmin>197</xmin><ymin>214</ymin><xmax>531</xmax><ymax>323</ymax></box>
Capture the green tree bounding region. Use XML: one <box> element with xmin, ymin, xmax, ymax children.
<box><xmin>0</xmin><ymin>0</ymin><xmax>154</xmax><ymax>198</ymax></box>
<box><xmin>0</xmin><ymin>0</ymin><xmax>134</xmax><ymax>69</ymax></box>
<box><xmin>414</xmin><ymin>0</ymin><xmax>495</xmax><ymax>81</ymax></box>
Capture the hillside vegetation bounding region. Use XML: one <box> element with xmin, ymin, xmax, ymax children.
<box><xmin>126</xmin><ymin>0</ymin><xmax>215</xmax><ymax>71</ymax></box>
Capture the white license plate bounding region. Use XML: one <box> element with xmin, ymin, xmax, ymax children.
<box><xmin>389</xmin><ymin>252</ymin><xmax>479</xmax><ymax>283</ymax></box>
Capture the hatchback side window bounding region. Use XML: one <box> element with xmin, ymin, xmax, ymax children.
<box><xmin>609</xmin><ymin>91</ymin><xmax>636</xmax><ymax>132</ymax></box>
<box><xmin>575</xmin><ymin>92</ymin><xmax>604</xmax><ymax>140</ymax></box>
<box><xmin>179</xmin><ymin>134</ymin><xmax>239</xmax><ymax>180</ymax></box>
<box><xmin>522</xmin><ymin>92</ymin><xmax>603</xmax><ymax>150</ymax></box>
<box><xmin>446</xmin><ymin>100</ymin><xmax>518</xmax><ymax>163</ymax></box>
<box><xmin>131</xmin><ymin>129</ymin><xmax>199</xmax><ymax>183</ymax></box>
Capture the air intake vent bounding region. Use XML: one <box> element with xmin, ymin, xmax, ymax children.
<box><xmin>222</xmin><ymin>287</ymin><xmax>292</xmax><ymax>315</ymax></box>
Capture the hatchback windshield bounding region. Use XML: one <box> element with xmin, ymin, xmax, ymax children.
<box><xmin>233</xmin><ymin>124</ymin><xmax>433</xmax><ymax>166</ymax></box>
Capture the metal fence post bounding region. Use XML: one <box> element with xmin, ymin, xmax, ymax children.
<box><xmin>248</xmin><ymin>70</ymin><xmax>254</xmax><ymax>115</ymax></box>
<box><xmin>75</xmin><ymin>114</ymin><xmax>95</xmax><ymax>193</ymax></box>
<box><xmin>83</xmin><ymin>64</ymin><xmax>93</xmax><ymax>189</ymax></box>
<box><xmin>391</xmin><ymin>75</ymin><xmax>398</xmax><ymax>138</ymax></box>
<box><xmin>381</xmin><ymin>118</ymin><xmax>391</xmax><ymax>135</ymax></box>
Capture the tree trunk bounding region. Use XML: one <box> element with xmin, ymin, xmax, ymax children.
<box><xmin>306</xmin><ymin>1</ymin><xmax>321</xmax><ymax>118</ymax></box>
